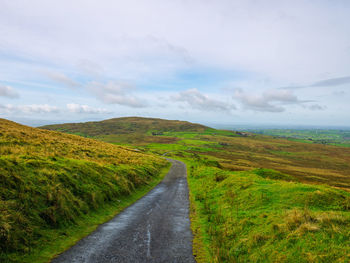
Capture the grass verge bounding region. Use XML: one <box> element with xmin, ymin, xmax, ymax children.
<box><xmin>175</xmin><ymin>154</ymin><xmax>350</xmax><ymax>263</ymax></box>
<box><xmin>2</xmin><ymin>162</ymin><xmax>171</xmax><ymax>263</ymax></box>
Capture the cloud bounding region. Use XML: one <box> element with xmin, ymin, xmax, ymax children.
<box><xmin>0</xmin><ymin>104</ymin><xmax>59</xmax><ymax>114</ymax></box>
<box><xmin>263</xmin><ymin>89</ymin><xmax>298</xmax><ymax>103</ymax></box>
<box><xmin>279</xmin><ymin>85</ymin><xmax>305</xmax><ymax>90</ymax></box>
<box><xmin>76</xmin><ymin>59</ymin><xmax>103</xmax><ymax>77</ymax></box>
<box><xmin>67</xmin><ymin>103</ymin><xmax>110</xmax><ymax>114</ymax></box>
<box><xmin>146</xmin><ymin>35</ymin><xmax>194</xmax><ymax>64</ymax></box>
<box><xmin>0</xmin><ymin>103</ymin><xmax>112</xmax><ymax>115</ymax></box>
<box><xmin>0</xmin><ymin>85</ymin><xmax>19</xmax><ymax>98</ymax></box>
<box><xmin>233</xmin><ymin>89</ymin><xmax>301</xmax><ymax>112</ymax></box>
<box><xmin>87</xmin><ymin>81</ymin><xmax>147</xmax><ymax>108</ymax></box>
<box><xmin>171</xmin><ymin>88</ymin><xmax>234</xmax><ymax>112</ymax></box>
<box><xmin>46</xmin><ymin>72</ymin><xmax>80</xmax><ymax>88</ymax></box>
<box><xmin>310</xmin><ymin>76</ymin><xmax>350</xmax><ymax>87</ymax></box>
<box><xmin>282</xmin><ymin>76</ymin><xmax>350</xmax><ymax>90</ymax></box>
<box><xmin>44</xmin><ymin>71</ymin><xmax>147</xmax><ymax>108</ymax></box>
<box><xmin>2</xmin><ymin>0</ymin><xmax>350</xmax><ymax>84</ymax></box>
<box><xmin>333</xmin><ymin>90</ymin><xmax>346</xmax><ymax>96</ymax></box>
<box><xmin>306</xmin><ymin>104</ymin><xmax>327</xmax><ymax>111</ymax></box>
<box><xmin>1</xmin><ymin>1</ymin><xmax>350</xmax><ymax>125</ymax></box>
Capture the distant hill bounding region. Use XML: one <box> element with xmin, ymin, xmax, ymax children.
<box><xmin>0</xmin><ymin>118</ymin><xmax>167</xmax><ymax>257</ymax></box>
<box><xmin>41</xmin><ymin>117</ymin><xmax>209</xmax><ymax>136</ymax></box>
<box><xmin>41</xmin><ymin>117</ymin><xmax>211</xmax><ymax>145</ymax></box>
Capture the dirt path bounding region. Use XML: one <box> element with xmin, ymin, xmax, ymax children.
<box><xmin>51</xmin><ymin>159</ymin><xmax>195</xmax><ymax>263</ymax></box>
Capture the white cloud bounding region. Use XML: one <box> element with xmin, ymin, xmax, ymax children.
<box><xmin>281</xmin><ymin>76</ymin><xmax>350</xmax><ymax>90</ymax></box>
<box><xmin>0</xmin><ymin>85</ymin><xmax>19</xmax><ymax>98</ymax></box>
<box><xmin>67</xmin><ymin>103</ymin><xmax>110</xmax><ymax>114</ymax></box>
<box><xmin>310</xmin><ymin>76</ymin><xmax>350</xmax><ymax>87</ymax></box>
<box><xmin>1</xmin><ymin>0</ymin><xmax>349</xmax><ymax>83</ymax></box>
<box><xmin>0</xmin><ymin>0</ymin><xmax>349</xmax><ymax>125</ymax></box>
<box><xmin>172</xmin><ymin>88</ymin><xmax>234</xmax><ymax>112</ymax></box>
<box><xmin>263</xmin><ymin>89</ymin><xmax>298</xmax><ymax>103</ymax></box>
<box><xmin>0</xmin><ymin>103</ymin><xmax>112</xmax><ymax>116</ymax></box>
<box><xmin>87</xmin><ymin>81</ymin><xmax>147</xmax><ymax>108</ymax></box>
<box><xmin>0</xmin><ymin>104</ymin><xmax>59</xmax><ymax>114</ymax></box>
<box><xmin>305</xmin><ymin>104</ymin><xmax>327</xmax><ymax>111</ymax></box>
<box><xmin>333</xmin><ymin>90</ymin><xmax>346</xmax><ymax>96</ymax></box>
<box><xmin>233</xmin><ymin>89</ymin><xmax>303</xmax><ymax>112</ymax></box>
<box><xmin>46</xmin><ymin>72</ymin><xmax>80</xmax><ymax>88</ymax></box>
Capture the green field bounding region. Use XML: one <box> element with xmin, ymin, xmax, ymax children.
<box><xmin>243</xmin><ymin>128</ymin><xmax>350</xmax><ymax>147</ymax></box>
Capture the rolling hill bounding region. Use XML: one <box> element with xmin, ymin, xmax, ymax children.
<box><xmin>0</xmin><ymin>118</ymin><xmax>168</xmax><ymax>262</ymax></box>
<box><xmin>43</xmin><ymin>117</ymin><xmax>350</xmax><ymax>190</ymax></box>
<box><xmin>41</xmin><ymin>117</ymin><xmax>210</xmax><ymax>145</ymax></box>
<box><xmin>42</xmin><ymin>116</ymin><xmax>350</xmax><ymax>262</ymax></box>
<box><xmin>41</xmin><ymin>116</ymin><xmax>208</xmax><ymax>135</ymax></box>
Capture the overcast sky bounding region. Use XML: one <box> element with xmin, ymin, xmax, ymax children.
<box><xmin>1</xmin><ymin>0</ymin><xmax>349</xmax><ymax>127</ymax></box>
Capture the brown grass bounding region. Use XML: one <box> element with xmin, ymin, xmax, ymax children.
<box><xmin>192</xmin><ymin>134</ymin><xmax>350</xmax><ymax>190</ymax></box>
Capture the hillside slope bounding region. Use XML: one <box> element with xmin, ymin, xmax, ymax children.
<box><xmin>41</xmin><ymin>117</ymin><xmax>210</xmax><ymax>145</ymax></box>
<box><xmin>42</xmin><ymin>117</ymin><xmax>209</xmax><ymax>135</ymax></box>
<box><xmin>42</xmin><ymin>117</ymin><xmax>350</xmax><ymax>189</ymax></box>
<box><xmin>0</xmin><ymin>119</ymin><xmax>167</xmax><ymax>261</ymax></box>
<box><xmin>39</xmin><ymin>117</ymin><xmax>350</xmax><ymax>261</ymax></box>
<box><xmin>186</xmin><ymin>157</ymin><xmax>350</xmax><ymax>262</ymax></box>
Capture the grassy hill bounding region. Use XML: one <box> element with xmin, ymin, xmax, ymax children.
<box><xmin>41</xmin><ymin>117</ymin><xmax>208</xmax><ymax>145</ymax></box>
<box><xmin>44</xmin><ymin>117</ymin><xmax>350</xmax><ymax>262</ymax></box>
<box><xmin>140</xmin><ymin>129</ymin><xmax>350</xmax><ymax>262</ymax></box>
<box><xmin>0</xmin><ymin>119</ymin><xmax>168</xmax><ymax>262</ymax></box>
<box><xmin>19</xmin><ymin>117</ymin><xmax>350</xmax><ymax>261</ymax></box>
<box><xmin>142</xmin><ymin>130</ymin><xmax>350</xmax><ymax>262</ymax></box>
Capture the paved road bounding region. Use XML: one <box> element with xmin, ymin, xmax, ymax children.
<box><xmin>52</xmin><ymin>159</ymin><xmax>195</xmax><ymax>263</ymax></box>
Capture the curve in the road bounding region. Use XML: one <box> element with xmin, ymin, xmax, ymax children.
<box><xmin>51</xmin><ymin>158</ymin><xmax>195</xmax><ymax>263</ymax></box>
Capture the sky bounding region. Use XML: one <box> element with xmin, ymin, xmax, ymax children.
<box><xmin>0</xmin><ymin>0</ymin><xmax>350</xmax><ymax>127</ymax></box>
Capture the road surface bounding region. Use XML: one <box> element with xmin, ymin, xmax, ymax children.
<box><xmin>52</xmin><ymin>158</ymin><xmax>195</xmax><ymax>263</ymax></box>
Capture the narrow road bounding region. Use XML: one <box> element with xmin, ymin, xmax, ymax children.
<box><xmin>52</xmin><ymin>159</ymin><xmax>195</xmax><ymax>263</ymax></box>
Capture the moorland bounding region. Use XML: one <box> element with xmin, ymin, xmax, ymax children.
<box><xmin>43</xmin><ymin>117</ymin><xmax>350</xmax><ymax>262</ymax></box>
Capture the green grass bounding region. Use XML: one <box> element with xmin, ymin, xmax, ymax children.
<box><xmin>246</xmin><ymin>128</ymin><xmax>350</xmax><ymax>147</ymax></box>
<box><xmin>41</xmin><ymin>117</ymin><xmax>208</xmax><ymax>137</ymax></box>
<box><xmin>36</xmin><ymin>117</ymin><xmax>350</xmax><ymax>262</ymax></box>
<box><xmin>2</xmin><ymin>163</ymin><xmax>170</xmax><ymax>263</ymax></box>
<box><xmin>183</xmin><ymin>156</ymin><xmax>350</xmax><ymax>262</ymax></box>
<box><xmin>0</xmin><ymin>119</ymin><xmax>169</xmax><ymax>262</ymax></box>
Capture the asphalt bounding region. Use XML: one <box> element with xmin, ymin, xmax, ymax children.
<box><xmin>51</xmin><ymin>158</ymin><xmax>195</xmax><ymax>263</ymax></box>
